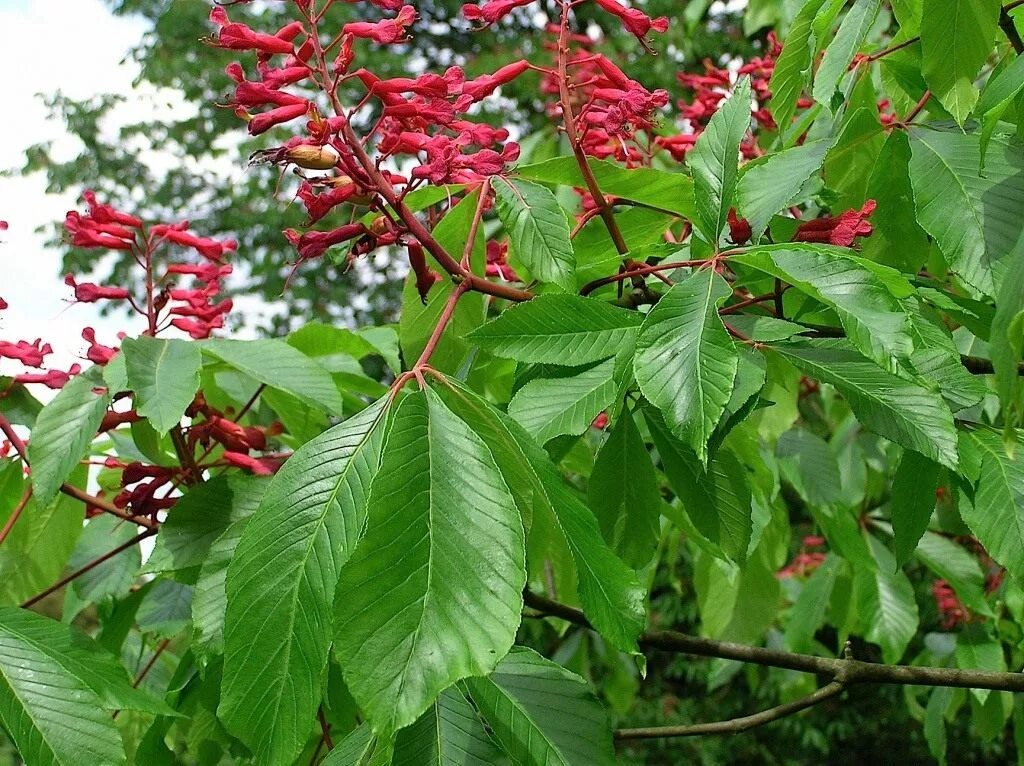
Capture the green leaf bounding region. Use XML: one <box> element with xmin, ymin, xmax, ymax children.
<box><xmin>400</xmin><ymin>190</ymin><xmax>486</xmax><ymax>374</ymax></box>
<box><xmin>784</xmin><ymin>554</ymin><xmax>840</xmax><ymax>652</ymax></box>
<box><xmin>977</xmin><ymin>53</ymin><xmax>1024</xmax><ymax>160</ymax></box>
<box><xmin>335</xmin><ymin>390</ymin><xmax>526</xmax><ymax>734</ymax></box>
<box><xmin>861</xmin><ymin>130</ymin><xmax>932</xmax><ymax>274</ymax></box>
<box><xmin>68</xmin><ymin>515</ymin><xmax>141</xmax><ymax>605</ymax></box>
<box><xmin>688</xmin><ymin>76</ymin><xmax>752</xmax><ymax>244</ymax></box>
<box><xmin>144</xmin><ymin>476</ymin><xmax>240</xmax><ymax>577</ymax></box>
<box><xmin>907</xmin><ymin>309</ymin><xmax>987</xmax><ymax>414</ymax></box>
<box><xmin>122</xmin><ymin>337</ymin><xmax>201</xmax><ymax>434</ymax></box>
<box><xmin>588</xmin><ymin>410</ymin><xmax>662</xmax><ymax>568</ymax></box>
<box><xmin>391</xmin><ymin>686</ymin><xmax>504</xmax><ymax>765</ymax></box>
<box><xmin>956</xmin><ymin>624</ymin><xmax>1006</xmax><ymax>704</ymax></box>
<box><xmin>429</xmin><ymin>377</ymin><xmax>645</xmax><ymax>654</ymax></box>
<box><xmin>0</xmin><ymin>378</ymin><xmax>42</xmax><ymax>427</ymax></box>
<box><xmin>635</xmin><ymin>269</ymin><xmax>738</xmax><ymax>464</ymax></box>
<box><xmin>773</xmin><ymin>341</ymin><xmax>959</xmax><ymax>468</ymax></box>
<box><xmin>466</xmin><ymin>647</ymin><xmax>616</xmax><ymax>766</ymax></box>
<box><xmin>202</xmin><ymin>338</ymin><xmax>344</xmax><ymax>415</ymax></box>
<box><xmin>769</xmin><ymin>0</ymin><xmax>846</xmax><ymax>131</ymax></box>
<box><xmin>736</xmin><ymin>139</ymin><xmax>832</xmax><ymax>240</ymax></box>
<box><xmin>0</xmin><ymin>608</ymin><xmax>127</xmax><ymax>765</ymax></box>
<box><xmin>920</xmin><ymin>0</ymin><xmax>1000</xmax><ymax>124</ymax></box>
<box><xmin>135</xmin><ymin>579</ymin><xmax>193</xmax><ymax>637</ymax></box>
<box><xmin>514</xmin><ymin>157</ymin><xmax>696</xmax><ymax>220</ymax></box>
<box><xmin>188</xmin><ymin>477</ymin><xmax>266</xmax><ymax>664</ymax></box>
<box><xmin>777</xmin><ymin>429</ymin><xmax>842</xmax><ymax>508</ymax></box>
<box><xmin>321</xmin><ymin>725</ymin><xmax>386</xmax><ymax>766</ymax></box>
<box><xmin>992</xmin><ymin>249</ymin><xmax>1024</xmax><ymax>428</ymax></box>
<box><xmin>28</xmin><ymin>366</ymin><xmax>111</xmax><ymax>508</ymax></box>
<box><xmin>648</xmin><ymin>412</ymin><xmax>753</xmax><ymax>562</ymax></box>
<box><xmin>813</xmin><ymin>0</ymin><xmax>882</xmax><ymax>110</ymax></box>
<box><xmin>0</xmin><ymin>464</ymin><xmax>84</xmax><ymax>605</ymax></box>
<box><xmin>732</xmin><ymin>245</ymin><xmax>914</xmax><ymax>368</ymax></box>
<box><xmin>908</xmin><ymin>129</ymin><xmax>1024</xmax><ymax>297</ymax></box>
<box><xmin>961</xmin><ymin>430</ymin><xmax>1024</xmax><ymax>580</ymax></box>
<box><xmin>915</xmin><ymin>531</ymin><xmax>993</xmax><ymax>617</ymax></box>
<box><xmin>508</xmin><ymin>359</ymin><xmax>617</xmax><ymax>444</ymax></box>
<box><xmin>220</xmin><ymin>398</ymin><xmax>388</xmax><ymax>765</ymax></box>
<box><xmin>891</xmin><ymin>450</ymin><xmax>941</xmax><ymax>567</ymax></box>
<box><xmin>467</xmin><ymin>295</ymin><xmax>642</xmax><ymax>366</ymax></box>
<box><xmin>493</xmin><ymin>177</ymin><xmax>575</xmax><ymax>292</ymax></box>
<box><xmin>856</xmin><ymin>536</ymin><xmax>919</xmax><ymax>663</ymax></box>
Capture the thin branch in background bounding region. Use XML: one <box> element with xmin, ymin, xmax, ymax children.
<box><xmin>317</xmin><ymin>707</ymin><xmax>335</xmax><ymax>752</ymax></box>
<box><xmin>614</xmin><ymin>680</ymin><xmax>846</xmax><ymax>740</ymax></box>
<box><xmin>112</xmin><ymin>637</ymin><xmax>172</xmax><ymax>719</ymax></box>
<box><xmin>21</xmin><ymin>529</ymin><xmax>156</xmax><ymax>608</ymax></box>
<box><xmin>523</xmin><ymin>591</ymin><xmax>1024</xmax><ymax>693</ymax></box>
<box><xmin>1001</xmin><ymin>6</ymin><xmax>1024</xmax><ymax>53</ymax></box>
<box><xmin>0</xmin><ymin>486</ymin><xmax>32</xmax><ymax>546</ymax></box>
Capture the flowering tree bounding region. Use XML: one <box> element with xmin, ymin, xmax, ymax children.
<box><xmin>3</xmin><ymin>0</ymin><xmax>1024</xmax><ymax>763</ymax></box>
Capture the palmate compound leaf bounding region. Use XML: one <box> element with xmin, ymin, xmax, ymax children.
<box><xmin>0</xmin><ymin>608</ymin><xmax>171</xmax><ymax>766</ymax></box>
<box><xmin>466</xmin><ymin>647</ymin><xmax>616</xmax><ymax>766</ymax></box>
<box><xmin>772</xmin><ymin>340</ymin><xmax>959</xmax><ymax>469</ymax></box>
<box><xmin>219</xmin><ymin>397</ymin><xmax>389</xmax><ymax>766</ymax></box>
<box><xmin>634</xmin><ymin>268</ymin><xmax>738</xmax><ymax>466</ymax></box>
<box><xmin>467</xmin><ymin>294</ymin><xmax>642</xmax><ymax>366</ymax></box>
<box><xmin>429</xmin><ymin>376</ymin><xmax>645</xmax><ymax>655</ymax></box>
<box><xmin>334</xmin><ymin>388</ymin><xmax>527</xmax><ymax>735</ymax></box>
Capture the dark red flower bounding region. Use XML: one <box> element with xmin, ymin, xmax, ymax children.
<box><xmin>793</xmin><ymin>200</ymin><xmax>877</xmax><ymax>247</ymax></box>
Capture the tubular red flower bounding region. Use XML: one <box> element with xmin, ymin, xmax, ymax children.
<box><xmin>82</xmin><ymin>328</ymin><xmax>119</xmax><ymax>366</ymax></box>
<box><xmin>222</xmin><ymin>451</ymin><xmax>281</xmax><ymax>475</ymax></box>
<box><xmin>462</xmin><ymin>0</ymin><xmax>534</xmax><ymax>26</ymax></box>
<box><xmin>246</xmin><ymin>101</ymin><xmax>312</xmax><ymax>135</ymax></box>
<box><xmin>15</xmin><ymin>365</ymin><xmax>80</xmax><ymax>390</ymax></box>
<box><xmin>727</xmin><ymin>208</ymin><xmax>752</xmax><ymax>245</ymax></box>
<box><xmin>591</xmin><ymin>0</ymin><xmax>668</xmax><ymax>48</ymax></box>
<box><xmin>208</xmin><ymin>7</ymin><xmax>296</xmax><ymax>55</ymax></box>
<box><xmin>65</xmin><ymin>275</ymin><xmax>131</xmax><ymax>303</ymax></box>
<box><xmin>793</xmin><ymin>200</ymin><xmax>877</xmax><ymax>247</ymax></box>
<box><xmin>151</xmin><ymin>224</ymin><xmax>238</xmax><ymax>261</ymax></box>
<box><xmin>461</xmin><ymin>60</ymin><xmax>530</xmax><ymax>101</ymax></box>
<box><xmin>343</xmin><ymin>6</ymin><xmax>417</xmax><ymax>44</ymax></box>
<box><xmin>407</xmin><ymin>241</ymin><xmax>441</xmax><ymax>303</ymax></box>
<box><xmin>82</xmin><ymin>191</ymin><xmax>143</xmax><ymax>228</ymax></box>
<box><xmin>284</xmin><ymin>223</ymin><xmax>368</xmax><ymax>262</ymax></box>
<box><xmin>0</xmin><ymin>339</ymin><xmax>52</xmax><ymax>368</ymax></box>
<box><xmin>171</xmin><ymin>316</ymin><xmax>224</xmax><ymax>339</ymax></box>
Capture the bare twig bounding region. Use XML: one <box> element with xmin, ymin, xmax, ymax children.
<box><xmin>0</xmin><ymin>487</ymin><xmax>32</xmax><ymax>546</ymax></box>
<box><xmin>614</xmin><ymin>680</ymin><xmax>846</xmax><ymax>740</ymax></box>
<box><xmin>21</xmin><ymin>529</ymin><xmax>156</xmax><ymax>608</ymax></box>
<box><xmin>524</xmin><ymin>591</ymin><xmax>1024</xmax><ymax>693</ymax></box>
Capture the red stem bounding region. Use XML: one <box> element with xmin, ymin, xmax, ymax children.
<box><xmin>414</xmin><ymin>279</ymin><xmax>472</xmax><ymax>370</ymax></box>
<box><xmin>0</xmin><ymin>487</ymin><xmax>32</xmax><ymax>546</ymax></box>
<box><xmin>21</xmin><ymin>529</ymin><xmax>156</xmax><ymax>608</ymax></box>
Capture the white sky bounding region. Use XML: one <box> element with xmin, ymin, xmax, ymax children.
<box><xmin>0</xmin><ymin>0</ymin><xmax>152</xmax><ymax>373</ymax></box>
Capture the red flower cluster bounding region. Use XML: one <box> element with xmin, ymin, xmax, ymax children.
<box><xmin>932</xmin><ymin>580</ymin><xmax>967</xmax><ymax>629</ymax></box>
<box><xmin>778</xmin><ymin>536</ymin><xmax>827</xmax><ymax>578</ymax></box>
